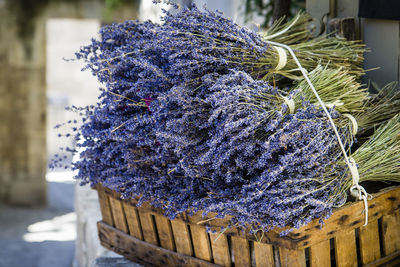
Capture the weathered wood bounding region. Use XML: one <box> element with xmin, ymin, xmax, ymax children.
<box><xmin>359</xmin><ymin>220</ymin><xmax>381</xmax><ymax>264</ymax></box>
<box><xmin>98</xmin><ymin>221</ymin><xmax>218</xmax><ymax>267</ymax></box>
<box><xmin>138</xmin><ymin>211</ymin><xmax>158</xmax><ymax>246</ymax></box>
<box><xmin>279</xmin><ymin>247</ymin><xmax>306</xmax><ymax>267</ymax></box>
<box><xmin>282</xmin><ymin>186</ymin><xmax>400</xmax><ymax>249</ymax></box>
<box><xmin>380</xmin><ymin>254</ymin><xmax>400</xmax><ymax>267</ymax></box>
<box><xmin>382</xmin><ymin>212</ymin><xmax>400</xmax><ymax>255</ymax></box>
<box><xmin>363</xmin><ymin>250</ymin><xmax>400</xmax><ymax>267</ymax></box>
<box><xmin>154</xmin><ymin>215</ymin><xmax>175</xmax><ymax>251</ymax></box>
<box><xmin>210</xmin><ymin>233</ymin><xmax>231</xmax><ymax>267</ymax></box>
<box><xmin>328</xmin><ymin>17</ymin><xmax>357</xmax><ymax>40</ymax></box>
<box><xmin>96</xmin><ymin>185</ymin><xmax>400</xmax><ymax>267</ymax></box>
<box><xmin>97</xmin><ymin>186</ymin><xmax>114</xmax><ymax>226</ymax></box>
<box><xmin>309</xmin><ymin>240</ymin><xmax>330</xmax><ymax>267</ymax></box>
<box><xmin>334</xmin><ymin>229</ymin><xmax>357</xmax><ymax>267</ymax></box>
<box><xmin>101</xmin><ymin>185</ymin><xmax>400</xmax><ymax>249</ymax></box>
<box><xmin>231</xmin><ymin>236</ymin><xmax>251</xmax><ymax>267</ymax></box>
<box><xmin>122</xmin><ymin>203</ymin><xmax>143</xmax><ymax>240</ymax></box>
<box><xmin>254</xmin><ymin>242</ymin><xmax>274</xmax><ymax>266</ymax></box>
<box><xmin>170</xmin><ymin>220</ymin><xmax>193</xmax><ymax>256</ymax></box>
<box><xmin>109</xmin><ymin>197</ymin><xmax>128</xmax><ymax>233</ymax></box>
<box><xmin>190</xmin><ymin>225</ymin><xmax>212</xmax><ymax>261</ymax></box>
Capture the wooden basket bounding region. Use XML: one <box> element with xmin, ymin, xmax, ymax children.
<box><xmin>96</xmin><ymin>184</ymin><xmax>400</xmax><ymax>267</ymax></box>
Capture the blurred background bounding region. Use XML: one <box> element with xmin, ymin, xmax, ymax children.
<box><xmin>0</xmin><ymin>0</ymin><xmax>398</xmax><ymax>266</ymax></box>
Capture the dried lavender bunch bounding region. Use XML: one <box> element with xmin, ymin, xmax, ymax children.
<box><xmin>154</xmin><ymin>3</ymin><xmax>272</xmax><ymax>83</ymax></box>
<box><xmin>198</xmin><ymin>104</ymin><xmax>350</xmax><ymax>232</ymax></box>
<box><xmin>336</xmin><ymin>114</ymin><xmax>400</xmax><ymax>195</ymax></box>
<box><xmin>151</xmin><ymin>70</ymin><xmax>352</xmax><ymax>231</ymax></box>
<box><xmin>76</xmin><ymin>1</ymin><xmax>272</xmax><ymax>94</ymax></box>
<box><xmin>148</xmin><ymin>71</ymin><xmax>278</xmax><ymax>216</ymax></box>
<box><xmin>152</xmin><ymin>70</ymin><xmax>281</xmax><ymax>184</ymax></box>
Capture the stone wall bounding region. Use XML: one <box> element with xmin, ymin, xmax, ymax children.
<box><xmin>0</xmin><ymin>1</ymin><xmax>47</xmax><ymax>205</ymax></box>
<box><xmin>0</xmin><ymin>0</ymin><xmax>139</xmax><ymax>206</ymax></box>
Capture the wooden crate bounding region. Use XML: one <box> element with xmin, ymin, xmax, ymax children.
<box><xmin>96</xmin><ymin>184</ymin><xmax>400</xmax><ymax>267</ymax></box>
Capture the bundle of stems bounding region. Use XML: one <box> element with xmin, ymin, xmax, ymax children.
<box><xmin>261</xmin><ymin>11</ymin><xmax>312</xmax><ymax>45</ymax></box>
<box><xmin>291</xmin><ymin>65</ymin><xmax>368</xmax><ymax>114</ymax></box>
<box><xmin>317</xmin><ymin>114</ymin><xmax>400</xmax><ymax>208</ymax></box>
<box><xmin>257</xmin><ymin>12</ymin><xmax>367</xmax><ymax>80</ymax></box>
<box><xmin>339</xmin><ymin>115</ymin><xmax>400</xmax><ymax>195</ymax></box>
<box><xmin>355</xmin><ymin>82</ymin><xmax>400</xmax><ymax>132</ymax></box>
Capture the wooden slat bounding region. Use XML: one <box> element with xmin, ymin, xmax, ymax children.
<box><xmin>170</xmin><ymin>220</ymin><xmax>193</xmax><ymax>256</ymax></box>
<box><xmin>334</xmin><ymin>229</ymin><xmax>357</xmax><ymax>267</ymax></box>
<box><xmin>363</xmin><ymin>251</ymin><xmax>400</xmax><ymax>267</ymax></box>
<box><xmin>98</xmin><ymin>221</ymin><xmax>218</xmax><ymax>267</ymax></box>
<box><xmin>279</xmin><ymin>247</ymin><xmax>306</xmax><ymax>267</ymax></box>
<box><xmin>359</xmin><ymin>220</ymin><xmax>381</xmax><ymax>264</ymax></box>
<box><xmin>210</xmin><ymin>233</ymin><xmax>231</xmax><ymax>267</ymax></box>
<box><xmin>109</xmin><ymin>197</ymin><xmax>128</xmax><ymax>233</ymax></box>
<box><xmin>122</xmin><ymin>202</ymin><xmax>143</xmax><ymax>240</ymax></box>
<box><xmin>310</xmin><ymin>240</ymin><xmax>330</xmax><ymax>267</ymax></box>
<box><xmin>138</xmin><ymin>211</ymin><xmax>158</xmax><ymax>246</ymax></box>
<box><xmin>97</xmin><ymin>187</ymin><xmax>114</xmax><ymax>226</ymax></box>
<box><xmin>254</xmin><ymin>242</ymin><xmax>274</xmax><ymax>267</ymax></box>
<box><xmin>190</xmin><ymin>225</ymin><xmax>212</xmax><ymax>261</ymax></box>
<box><xmin>281</xmin><ymin>186</ymin><xmax>400</xmax><ymax>249</ymax></box>
<box><xmin>231</xmin><ymin>236</ymin><xmax>251</xmax><ymax>267</ymax></box>
<box><xmin>154</xmin><ymin>214</ymin><xmax>175</xmax><ymax>251</ymax></box>
<box><xmin>382</xmin><ymin>212</ymin><xmax>400</xmax><ymax>255</ymax></box>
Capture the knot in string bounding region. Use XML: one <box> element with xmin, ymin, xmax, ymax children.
<box><xmin>348</xmin><ymin>157</ymin><xmax>371</xmax><ymax>226</ymax></box>
<box><xmin>350</xmin><ymin>184</ymin><xmax>373</xmax><ymax>226</ymax></box>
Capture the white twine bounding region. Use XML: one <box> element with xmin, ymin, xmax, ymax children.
<box><xmin>325</xmin><ymin>100</ymin><xmax>344</xmax><ymax>109</ymax></box>
<box><xmin>348</xmin><ymin>157</ymin><xmax>360</xmax><ymax>185</ymax></box>
<box><xmin>281</xmin><ymin>95</ymin><xmax>295</xmax><ymax>113</ymax></box>
<box><xmin>349</xmin><ymin>157</ymin><xmax>372</xmax><ymax>226</ymax></box>
<box><xmin>343</xmin><ymin>113</ymin><xmax>359</xmax><ymax>135</ymax></box>
<box><xmin>273</xmin><ymin>46</ymin><xmax>288</xmax><ymax>71</ymax></box>
<box><xmin>264</xmin><ymin>41</ymin><xmax>372</xmax><ymax>226</ymax></box>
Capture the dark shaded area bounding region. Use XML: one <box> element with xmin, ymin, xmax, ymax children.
<box><xmin>244</xmin><ymin>0</ymin><xmax>305</xmax><ymax>27</ymax></box>
<box><xmin>359</xmin><ymin>0</ymin><xmax>400</xmax><ymax>20</ymax></box>
<box><xmin>272</xmin><ymin>0</ymin><xmax>291</xmax><ymax>22</ymax></box>
<box><xmin>5</xmin><ymin>0</ymin><xmax>139</xmax><ymax>41</ymax></box>
<box><xmin>6</xmin><ymin>0</ymin><xmax>51</xmax><ymax>40</ymax></box>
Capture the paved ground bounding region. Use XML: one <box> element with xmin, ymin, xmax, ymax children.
<box><xmin>0</xmin><ymin>175</ymin><xmax>76</xmax><ymax>267</ymax></box>
<box><xmin>0</xmin><ymin>171</ymin><xmax>144</xmax><ymax>267</ymax></box>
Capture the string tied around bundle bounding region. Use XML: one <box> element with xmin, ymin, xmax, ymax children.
<box><xmin>281</xmin><ymin>95</ymin><xmax>295</xmax><ymax>114</ymax></box>
<box><xmin>343</xmin><ymin>113</ymin><xmax>359</xmax><ymax>136</ymax></box>
<box><xmin>325</xmin><ymin>100</ymin><xmax>344</xmax><ymax>109</ymax></box>
<box><xmin>264</xmin><ymin>40</ymin><xmax>372</xmax><ymax>227</ymax></box>
<box><xmin>273</xmin><ymin>46</ymin><xmax>287</xmax><ymax>71</ymax></box>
